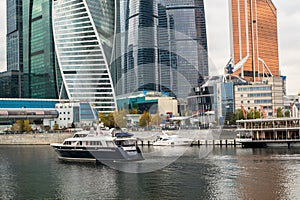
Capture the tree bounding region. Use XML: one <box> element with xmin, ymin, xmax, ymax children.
<box><xmin>53</xmin><ymin>123</ymin><xmax>59</xmax><ymax>131</ymax></box>
<box><xmin>284</xmin><ymin>110</ymin><xmax>290</xmax><ymax>118</ymax></box>
<box><xmin>113</xmin><ymin>110</ymin><xmax>127</xmax><ymax>128</ymax></box>
<box><xmin>150</xmin><ymin>113</ymin><xmax>162</xmax><ymax>126</ymax></box>
<box><xmin>139</xmin><ymin>111</ymin><xmax>151</xmax><ymax>127</ymax></box>
<box><xmin>276</xmin><ymin>107</ymin><xmax>284</xmax><ymax>118</ymax></box>
<box><xmin>129</xmin><ymin>108</ymin><xmax>139</xmax><ymax>114</ymax></box>
<box><xmin>231</xmin><ymin>109</ymin><xmax>245</xmax><ymax>124</ymax></box>
<box><xmin>23</xmin><ymin>120</ymin><xmax>32</xmax><ymax>133</ymax></box>
<box><xmin>98</xmin><ymin>112</ymin><xmax>115</xmax><ymax>128</ymax></box>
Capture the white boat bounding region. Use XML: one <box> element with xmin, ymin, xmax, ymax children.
<box><xmin>50</xmin><ymin>126</ymin><xmax>144</xmax><ymax>162</ymax></box>
<box><xmin>235</xmin><ymin>117</ymin><xmax>300</xmax><ymax>148</ymax></box>
<box><xmin>153</xmin><ymin>131</ymin><xmax>193</xmax><ymax>146</ymax></box>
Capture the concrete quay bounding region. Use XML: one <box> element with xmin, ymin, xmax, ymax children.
<box><xmin>0</xmin><ymin>133</ymin><xmax>73</xmax><ymax>145</ymax></box>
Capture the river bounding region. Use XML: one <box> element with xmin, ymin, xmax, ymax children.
<box><xmin>0</xmin><ymin>145</ymin><xmax>300</xmax><ymax>199</ymax></box>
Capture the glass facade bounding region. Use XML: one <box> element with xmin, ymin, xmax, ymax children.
<box><xmin>158</xmin><ymin>0</ymin><xmax>208</xmax><ymax>98</ymax></box>
<box><xmin>7</xmin><ymin>0</ymin><xmax>23</xmax><ymax>72</ymax></box>
<box><xmin>22</xmin><ymin>0</ymin><xmax>61</xmax><ymax>99</ymax></box>
<box><xmin>230</xmin><ymin>0</ymin><xmax>280</xmax><ymax>82</ymax></box>
<box><xmin>6</xmin><ymin>0</ymin><xmax>23</xmax><ymax>97</ymax></box>
<box><xmin>52</xmin><ymin>0</ymin><xmax>117</xmax><ymax>113</ymax></box>
<box><xmin>119</xmin><ymin>0</ymin><xmax>208</xmax><ymax>98</ymax></box>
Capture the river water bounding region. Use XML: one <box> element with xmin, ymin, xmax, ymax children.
<box><xmin>1</xmin><ymin>145</ymin><xmax>300</xmax><ymax>200</ymax></box>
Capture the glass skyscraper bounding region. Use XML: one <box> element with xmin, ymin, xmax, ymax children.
<box><xmin>52</xmin><ymin>0</ymin><xmax>117</xmax><ymax>113</ymax></box>
<box><xmin>22</xmin><ymin>0</ymin><xmax>61</xmax><ymax>98</ymax></box>
<box><xmin>230</xmin><ymin>0</ymin><xmax>280</xmax><ymax>82</ymax></box>
<box><xmin>7</xmin><ymin>0</ymin><xmax>23</xmax><ymax>72</ymax></box>
<box><xmin>6</xmin><ymin>0</ymin><xmax>23</xmax><ymax>97</ymax></box>
<box><xmin>119</xmin><ymin>0</ymin><xmax>208</xmax><ymax>98</ymax></box>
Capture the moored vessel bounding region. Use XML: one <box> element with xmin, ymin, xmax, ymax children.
<box><xmin>153</xmin><ymin>131</ymin><xmax>193</xmax><ymax>146</ymax></box>
<box><xmin>235</xmin><ymin>117</ymin><xmax>300</xmax><ymax>148</ymax></box>
<box><xmin>50</xmin><ymin>126</ymin><xmax>144</xmax><ymax>162</ymax></box>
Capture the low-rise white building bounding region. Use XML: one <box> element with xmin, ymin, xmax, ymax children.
<box><xmin>235</xmin><ymin>77</ymin><xmax>284</xmax><ymax>116</ymax></box>
<box><xmin>54</xmin><ymin>102</ymin><xmax>97</xmax><ymax>129</ymax></box>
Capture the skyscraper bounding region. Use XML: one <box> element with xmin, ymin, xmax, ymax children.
<box><xmin>22</xmin><ymin>0</ymin><xmax>61</xmax><ymax>98</ymax></box>
<box><xmin>121</xmin><ymin>0</ymin><xmax>159</xmax><ymax>95</ymax></box>
<box><xmin>157</xmin><ymin>0</ymin><xmax>208</xmax><ymax>98</ymax></box>
<box><xmin>52</xmin><ymin>0</ymin><xmax>117</xmax><ymax>113</ymax></box>
<box><xmin>229</xmin><ymin>0</ymin><xmax>280</xmax><ymax>82</ymax></box>
<box><xmin>7</xmin><ymin>0</ymin><xmax>23</xmax><ymax>72</ymax></box>
<box><xmin>120</xmin><ymin>0</ymin><xmax>208</xmax><ymax>98</ymax></box>
<box><xmin>6</xmin><ymin>0</ymin><xmax>23</xmax><ymax>97</ymax></box>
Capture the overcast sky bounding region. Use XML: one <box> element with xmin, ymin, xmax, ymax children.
<box><xmin>0</xmin><ymin>0</ymin><xmax>299</xmax><ymax>94</ymax></box>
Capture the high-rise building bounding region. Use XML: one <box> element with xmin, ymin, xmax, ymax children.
<box><xmin>52</xmin><ymin>0</ymin><xmax>117</xmax><ymax>113</ymax></box>
<box><xmin>6</xmin><ymin>0</ymin><xmax>23</xmax><ymax>97</ymax></box>
<box><xmin>22</xmin><ymin>0</ymin><xmax>61</xmax><ymax>99</ymax></box>
<box><xmin>7</xmin><ymin>0</ymin><xmax>23</xmax><ymax>72</ymax></box>
<box><xmin>229</xmin><ymin>0</ymin><xmax>280</xmax><ymax>82</ymax></box>
<box><xmin>120</xmin><ymin>0</ymin><xmax>159</xmax><ymax>95</ymax></box>
<box><xmin>157</xmin><ymin>0</ymin><xmax>208</xmax><ymax>98</ymax></box>
<box><xmin>119</xmin><ymin>0</ymin><xmax>208</xmax><ymax>98</ymax></box>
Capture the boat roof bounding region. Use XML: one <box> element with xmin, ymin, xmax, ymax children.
<box><xmin>237</xmin><ymin>117</ymin><xmax>300</xmax><ymax>123</ymax></box>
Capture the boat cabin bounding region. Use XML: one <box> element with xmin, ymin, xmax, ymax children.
<box><xmin>236</xmin><ymin>118</ymin><xmax>300</xmax><ymax>140</ymax></box>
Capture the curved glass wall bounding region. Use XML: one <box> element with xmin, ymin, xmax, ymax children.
<box><xmin>52</xmin><ymin>0</ymin><xmax>116</xmax><ymax>113</ymax></box>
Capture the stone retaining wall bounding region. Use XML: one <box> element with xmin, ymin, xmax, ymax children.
<box><xmin>0</xmin><ymin>133</ymin><xmax>73</xmax><ymax>145</ymax></box>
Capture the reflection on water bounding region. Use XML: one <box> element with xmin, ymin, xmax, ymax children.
<box><xmin>0</xmin><ymin>145</ymin><xmax>300</xmax><ymax>199</ymax></box>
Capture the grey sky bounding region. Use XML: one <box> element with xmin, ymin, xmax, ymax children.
<box><xmin>0</xmin><ymin>0</ymin><xmax>299</xmax><ymax>94</ymax></box>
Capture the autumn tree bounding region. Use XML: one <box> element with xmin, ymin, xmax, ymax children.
<box><xmin>129</xmin><ymin>108</ymin><xmax>139</xmax><ymax>114</ymax></box>
<box><xmin>113</xmin><ymin>110</ymin><xmax>127</xmax><ymax>128</ymax></box>
<box><xmin>139</xmin><ymin>111</ymin><xmax>151</xmax><ymax>127</ymax></box>
<box><xmin>150</xmin><ymin>113</ymin><xmax>162</xmax><ymax>126</ymax></box>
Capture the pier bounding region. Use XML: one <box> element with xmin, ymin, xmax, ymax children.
<box><xmin>137</xmin><ymin>139</ymin><xmax>239</xmax><ymax>147</ymax></box>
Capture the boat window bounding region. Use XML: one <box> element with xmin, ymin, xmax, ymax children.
<box><xmin>115</xmin><ymin>141</ymin><xmax>121</xmax><ymax>146</ymax></box>
<box><xmin>121</xmin><ymin>140</ymin><xmax>135</xmax><ymax>146</ymax></box>
<box><xmin>64</xmin><ymin>141</ymin><xmax>71</xmax><ymax>145</ymax></box>
<box><xmin>106</xmin><ymin>141</ymin><xmax>114</xmax><ymax>147</ymax></box>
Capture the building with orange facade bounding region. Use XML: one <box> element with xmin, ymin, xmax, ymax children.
<box><xmin>229</xmin><ymin>0</ymin><xmax>280</xmax><ymax>82</ymax></box>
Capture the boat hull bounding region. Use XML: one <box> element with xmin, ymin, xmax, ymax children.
<box><xmin>153</xmin><ymin>141</ymin><xmax>192</xmax><ymax>146</ymax></box>
<box><xmin>51</xmin><ymin>145</ymin><xmax>144</xmax><ymax>162</ymax></box>
<box><xmin>237</xmin><ymin>140</ymin><xmax>300</xmax><ymax>148</ymax></box>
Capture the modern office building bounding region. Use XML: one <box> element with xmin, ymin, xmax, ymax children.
<box><xmin>119</xmin><ymin>0</ymin><xmax>208</xmax><ymax>98</ymax></box>
<box><xmin>0</xmin><ymin>70</ymin><xmax>23</xmax><ymax>98</ymax></box>
<box><xmin>234</xmin><ymin>77</ymin><xmax>284</xmax><ymax>117</ymax></box>
<box><xmin>120</xmin><ymin>0</ymin><xmax>159</xmax><ymax>95</ymax></box>
<box><xmin>229</xmin><ymin>0</ymin><xmax>280</xmax><ymax>82</ymax></box>
<box><xmin>22</xmin><ymin>0</ymin><xmax>61</xmax><ymax>99</ymax></box>
<box><xmin>6</xmin><ymin>0</ymin><xmax>23</xmax><ymax>97</ymax></box>
<box><xmin>52</xmin><ymin>0</ymin><xmax>117</xmax><ymax>113</ymax></box>
<box><xmin>7</xmin><ymin>0</ymin><xmax>23</xmax><ymax>72</ymax></box>
<box><xmin>157</xmin><ymin>0</ymin><xmax>208</xmax><ymax>98</ymax></box>
<box><xmin>187</xmin><ymin>76</ymin><xmax>235</xmax><ymax>125</ymax></box>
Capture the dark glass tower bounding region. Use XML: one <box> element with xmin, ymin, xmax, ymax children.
<box><xmin>7</xmin><ymin>0</ymin><xmax>23</xmax><ymax>72</ymax></box>
<box><xmin>157</xmin><ymin>0</ymin><xmax>209</xmax><ymax>98</ymax></box>
<box><xmin>22</xmin><ymin>0</ymin><xmax>61</xmax><ymax>99</ymax></box>
<box><xmin>6</xmin><ymin>0</ymin><xmax>23</xmax><ymax>97</ymax></box>
<box><xmin>121</xmin><ymin>0</ymin><xmax>159</xmax><ymax>95</ymax></box>
<box><xmin>119</xmin><ymin>0</ymin><xmax>208</xmax><ymax>98</ymax></box>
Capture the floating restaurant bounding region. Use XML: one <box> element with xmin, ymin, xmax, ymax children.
<box><xmin>236</xmin><ymin>118</ymin><xmax>300</xmax><ymax>148</ymax></box>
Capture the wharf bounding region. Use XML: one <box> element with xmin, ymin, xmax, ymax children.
<box><xmin>137</xmin><ymin>139</ymin><xmax>239</xmax><ymax>146</ymax></box>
